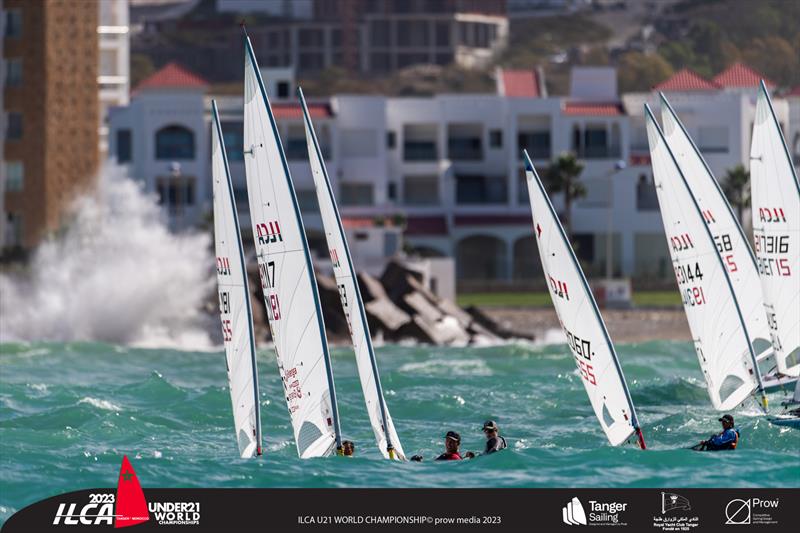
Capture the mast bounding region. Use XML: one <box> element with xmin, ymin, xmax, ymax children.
<box><xmin>297</xmin><ymin>87</ymin><xmax>397</xmax><ymax>458</ymax></box>
<box><xmin>645</xmin><ymin>104</ymin><xmax>768</xmax><ymax>411</ymax></box>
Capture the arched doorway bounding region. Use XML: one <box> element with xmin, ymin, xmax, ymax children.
<box><xmin>455</xmin><ymin>235</ymin><xmax>507</xmax><ymax>280</ymax></box>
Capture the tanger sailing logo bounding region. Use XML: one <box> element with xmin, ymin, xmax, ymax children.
<box><xmin>52</xmin><ymin>455</ymin><xmax>148</xmax><ymax>527</ymax></box>
<box><xmin>563</xmin><ymin>497</ymin><xmax>587</xmax><ymax>526</ymax></box>
<box><xmin>661</xmin><ymin>492</ymin><xmax>691</xmax><ymax>514</ymax></box>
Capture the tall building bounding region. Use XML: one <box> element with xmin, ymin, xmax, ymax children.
<box><xmin>2</xmin><ymin>0</ymin><xmax>99</xmax><ymax>251</ymax></box>
<box><xmin>98</xmin><ymin>0</ymin><xmax>130</xmax><ymax>154</ymax></box>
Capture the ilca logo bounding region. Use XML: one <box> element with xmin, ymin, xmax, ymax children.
<box><xmin>563</xmin><ymin>497</ymin><xmax>587</xmax><ymax>526</ymax></box>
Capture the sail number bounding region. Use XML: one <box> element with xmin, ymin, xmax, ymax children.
<box><xmin>754</xmin><ymin>234</ymin><xmax>791</xmax><ymax>277</ymax></box>
<box><xmin>765</xmin><ymin>307</ymin><xmax>784</xmax><ymax>352</ymax></box>
<box><xmin>682</xmin><ymin>286</ymin><xmax>707</xmax><ymax>307</ymax></box>
<box><xmin>285</xmin><ymin>366</ymin><xmax>302</xmax><ymax>413</ymax></box>
<box><xmin>548</xmin><ymin>275</ymin><xmax>570</xmax><ymax>300</ymax></box>
<box><xmin>219</xmin><ymin>291</ymin><xmax>233</xmax><ymax>342</ymax></box>
<box><xmin>713</xmin><ymin>234</ymin><xmax>738</xmax><ymax>273</ymax></box>
<box><xmin>565</xmin><ymin>329</ymin><xmax>596</xmax><ymax>386</ymax></box>
<box><xmin>674</xmin><ymin>262</ymin><xmax>703</xmax><ymax>285</ymax></box>
<box><xmin>258</xmin><ymin>260</ymin><xmax>282</xmax><ymax>321</ymax></box>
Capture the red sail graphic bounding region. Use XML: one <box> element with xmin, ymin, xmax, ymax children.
<box><xmin>114</xmin><ymin>455</ymin><xmax>149</xmax><ymax>528</ymax></box>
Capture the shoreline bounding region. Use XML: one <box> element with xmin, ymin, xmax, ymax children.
<box><xmin>481</xmin><ymin>306</ymin><xmax>691</xmax><ymax>344</ymax></box>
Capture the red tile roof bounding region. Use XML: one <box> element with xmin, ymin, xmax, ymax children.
<box><xmin>655</xmin><ymin>68</ymin><xmax>719</xmax><ymax>92</ymax></box>
<box><xmin>405</xmin><ymin>216</ymin><xmax>447</xmax><ymax>236</ymax></box>
<box><xmin>499</xmin><ymin>69</ymin><xmax>541</xmax><ymax>98</ymax></box>
<box><xmin>134</xmin><ymin>62</ymin><xmax>208</xmax><ymax>92</ymax></box>
<box><xmin>713</xmin><ymin>62</ymin><xmax>774</xmax><ymax>89</ymax></box>
<box><xmin>272</xmin><ymin>102</ymin><xmax>333</xmax><ymax>119</ymax></box>
<box><xmin>563</xmin><ymin>101</ymin><xmax>623</xmax><ymax>116</ymax></box>
<box><xmin>342</xmin><ymin>215</ymin><xmax>401</xmax><ymax>229</ymax></box>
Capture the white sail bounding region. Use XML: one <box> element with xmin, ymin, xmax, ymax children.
<box><xmin>522</xmin><ymin>150</ymin><xmax>644</xmax><ymax>448</ymax></box>
<box><xmin>750</xmin><ymin>81</ymin><xmax>800</xmax><ymax>378</ymax></box>
<box><xmin>242</xmin><ymin>34</ymin><xmax>342</xmax><ymax>458</ymax></box>
<box><xmin>298</xmin><ymin>88</ymin><xmax>406</xmax><ymax>461</ymax></box>
<box><xmin>660</xmin><ymin>94</ymin><xmax>775</xmax><ymax>376</ymax></box>
<box><xmin>646</xmin><ymin>105</ymin><xmax>765</xmax><ymax>411</ymax></box>
<box><xmin>211</xmin><ymin>100</ymin><xmax>261</xmax><ymax>458</ymax></box>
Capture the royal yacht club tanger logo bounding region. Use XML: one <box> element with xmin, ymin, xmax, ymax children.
<box><xmin>652</xmin><ymin>492</ymin><xmax>699</xmax><ymax>531</ymax></box>
<box><xmin>661</xmin><ymin>492</ymin><xmax>691</xmax><ymax>514</ymax></box>
<box><xmin>562</xmin><ymin>496</ymin><xmax>629</xmax><ymax>526</ymax></box>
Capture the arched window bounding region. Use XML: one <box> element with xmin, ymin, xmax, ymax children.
<box><xmin>155</xmin><ymin>125</ymin><xmax>195</xmax><ymax>160</ymax></box>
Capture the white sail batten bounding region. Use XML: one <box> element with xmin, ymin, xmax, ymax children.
<box><xmin>750</xmin><ymin>81</ymin><xmax>800</xmax><ymax>378</ymax></box>
<box><xmin>242</xmin><ymin>35</ymin><xmax>342</xmax><ymax>458</ymax></box>
<box><xmin>298</xmin><ymin>88</ymin><xmax>406</xmax><ymax>461</ymax></box>
<box><xmin>660</xmin><ymin>94</ymin><xmax>776</xmax><ymax>379</ymax></box>
<box><xmin>522</xmin><ymin>151</ymin><xmax>644</xmax><ymax>448</ymax></box>
<box><xmin>646</xmin><ymin>105</ymin><xmax>764</xmax><ymax>411</ymax></box>
<box><xmin>211</xmin><ymin>100</ymin><xmax>261</xmax><ymax>458</ymax></box>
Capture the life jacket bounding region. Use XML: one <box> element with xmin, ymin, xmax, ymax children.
<box><xmin>723</xmin><ymin>429</ymin><xmax>739</xmax><ymax>450</ymax></box>
<box><xmin>437</xmin><ymin>451</ymin><xmax>462</xmax><ymax>461</ymax></box>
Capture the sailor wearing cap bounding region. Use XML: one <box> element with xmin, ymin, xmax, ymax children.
<box><xmin>699</xmin><ymin>414</ymin><xmax>739</xmax><ymax>451</ymax></box>
<box><xmin>481</xmin><ymin>420</ymin><xmax>507</xmax><ymax>455</ymax></box>
<box><xmin>434</xmin><ymin>431</ymin><xmax>464</xmax><ymax>461</ymax></box>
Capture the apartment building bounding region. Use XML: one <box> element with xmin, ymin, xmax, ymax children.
<box><xmin>2</xmin><ymin>0</ymin><xmax>99</xmax><ymax>251</ymax></box>
<box><xmin>228</xmin><ymin>0</ymin><xmax>509</xmax><ymax>73</ymax></box>
<box><xmin>107</xmin><ymin>62</ymin><xmax>791</xmax><ymax>283</ymax></box>
<box><xmin>98</xmin><ymin>0</ymin><xmax>130</xmax><ymax>154</ymax></box>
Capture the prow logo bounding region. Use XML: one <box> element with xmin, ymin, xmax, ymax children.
<box><xmin>563</xmin><ymin>497</ymin><xmax>587</xmax><ymax>526</ymax></box>
<box><xmin>115</xmin><ymin>455</ymin><xmax>149</xmax><ymax>528</ymax></box>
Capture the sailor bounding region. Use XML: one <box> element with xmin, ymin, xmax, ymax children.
<box><xmin>435</xmin><ymin>431</ymin><xmax>463</xmax><ymax>461</ymax></box>
<box><xmin>698</xmin><ymin>414</ymin><xmax>739</xmax><ymax>451</ymax></box>
<box><xmin>481</xmin><ymin>420</ymin><xmax>507</xmax><ymax>455</ymax></box>
<box><xmin>342</xmin><ymin>440</ymin><xmax>355</xmax><ymax>457</ymax></box>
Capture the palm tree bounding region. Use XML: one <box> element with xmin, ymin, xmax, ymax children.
<box><xmin>722</xmin><ymin>165</ymin><xmax>751</xmax><ymax>223</ymax></box>
<box><xmin>544</xmin><ymin>152</ymin><xmax>586</xmax><ymax>239</ymax></box>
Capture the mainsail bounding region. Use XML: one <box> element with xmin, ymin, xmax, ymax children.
<box><xmin>522</xmin><ymin>150</ymin><xmax>645</xmax><ymax>448</ymax></box>
<box><xmin>242</xmin><ymin>33</ymin><xmax>342</xmax><ymax>458</ymax></box>
<box><xmin>211</xmin><ymin>99</ymin><xmax>261</xmax><ymax>458</ymax></box>
<box><xmin>659</xmin><ymin>94</ymin><xmax>776</xmax><ymax>381</ymax></box>
<box><xmin>750</xmin><ymin>80</ymin><xmax>800</xmax><ymax>378</ymax></box>
<box><xmin>645</xmin><ymin>104</ymin><xmax>766</xmax><ymax>411</ymax></box>
<box><xmin>298</xmin><ymin>88</ymin><xmax>406</xmax><ymax>460</ymax></box>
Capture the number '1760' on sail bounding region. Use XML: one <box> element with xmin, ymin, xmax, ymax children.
<box><xmin>522</xmin><ymin>150</ymin><xmax>645</xmax><ymax>448</ymax></box>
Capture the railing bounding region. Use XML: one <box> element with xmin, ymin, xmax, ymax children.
<box><xmin>403</xmin><ymin>142</ymin><xmax>438</xmax><ymax>161</ymax></box>
<box><xmin>448</xmin><ymin>139</ymin><xmax>483</xmax><ymax>161</ymax></box>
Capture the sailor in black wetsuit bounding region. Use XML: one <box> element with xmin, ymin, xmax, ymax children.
<box><xmin>481</xmin><ymin>420</ymin><xmax>507</xmax><ymax>455</ymax></box>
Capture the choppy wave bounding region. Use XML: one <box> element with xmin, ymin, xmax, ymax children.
<box><xmin>1</xmin><ymin>341</ymin><xmax>798</xmax><ymax>525</ymax></box>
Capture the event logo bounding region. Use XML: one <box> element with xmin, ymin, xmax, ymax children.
<box><xmin>115</xmin><ymin>455</ymin><xmax>150</xmax><ymax>528</ymax></box>
<box><xmin>725</xmin><ymin>498</ymin><xmax>780</xmax><ymax>526</ymax></box>
<box><xmin>562</xmin><ymin>497</ymin><xmax>587</xmax><ymax>526</ymax></box>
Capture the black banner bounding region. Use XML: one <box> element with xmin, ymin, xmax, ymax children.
<box><xmin>2</xmin><ymin>488</ymin><xmax>797</xmax><ymax>532</ymax></box>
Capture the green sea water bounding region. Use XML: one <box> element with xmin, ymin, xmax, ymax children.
<box><xmin>1</xmin><ymin>340</ymin><xmax>798</xmax><ymax>524</ymax></box>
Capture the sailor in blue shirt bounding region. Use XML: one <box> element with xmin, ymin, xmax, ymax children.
<box><xmin>699</xmin><ymin>414</ymin><xmax>739</xmax><ymax>451</ymax></box>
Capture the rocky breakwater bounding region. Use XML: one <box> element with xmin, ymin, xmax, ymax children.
<box><xmin>236</xmin><ymin>260</ymin><xmax>533</xmax><ymax>346</ymax></box>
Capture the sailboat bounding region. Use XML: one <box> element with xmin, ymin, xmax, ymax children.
<box><xmin>645</xmin><ymin>104</ymin><xmax>768</xmax><ymax>412</ymax></box>
<box><xmin>297</xmin><ymin>87</ymin><xmax>406</xmax><ymax>461</ymax></box>
<box><xmin>659</xmin><ymin>93</ymin><xmax>793</xmax><ymax>390</ymax></box>
<box><xmin>768</xmin><ymin>379</ymin><xmax>800</xmax><ymax>429</ymax></box>
<box><xmin>749</xmin><ymin>80</ymin><xmax>800</xmax><ymax>381</ymax></box>
<box><xmin>522</xmin><ymin>150</ymin><xmax>646</xmax><ymax>448</ymax></box>
<box><xmin>211</xmin><ymin>99</ymin><xmax>262</xmax><ymax>458</ymax></box>
<box><xmin>241</xmin><ymin>30</ymin><xmax>343</xmax><ymax>458</ymax></box>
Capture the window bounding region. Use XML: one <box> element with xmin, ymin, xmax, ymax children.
<box><xmin>340</xmin><ymin>183</ymin><xmax>374</xmax><ymax>206</ymax></box>
<box><xmin>388</xmin><ymin>182</ymin><xmax>397</xmax><ymax>200</ymax></box>
<box><xmin>370</xmin><ymin>20</ymin><xmax>391</xmax><ymax>46</ymax></box>
<box><xmin>116</xmin><ymin>129</ymin><xmax>132</xmax><ymax>163</ymax></box>
<box><xmin>435</xmin><ymin>22</ymin><xmax>450</xmax><ymax>47</ymax></box>
<box><xmin>456</xmin><ymin>175</ymin><xmax>506</xmax><ymax>204</ymax></box>
<box><xmin>296</xmin><ymin>189</ymin><xmax>319</xmax><ymax>211</ymax></box>
<box><xmin>447</xmin><ymin>123</ymin><xmax>483</xmax><ymax>160</ymax></box>
<box><xmin>221</xmin><ymin>122</ymin><xmax>243</xmax><ymax>161</ymax></box>
<box><xmin>489</xmin><ymin>129</ymin><xmax>503</xmax><ymax>148</ymax></box>
<box><xmin>403</xmin><ymin>124</ymin><xmax>437</xmax><ymax>161</ymax></box>
<box><xmin>698</xmin><ymin>126</ymin><xmax>728</xmax><ymax>153</ymax></box>
<box><xmin>403</xmin><ymin>175</ymin><xmax>439</xmax><ymax>205</ymax></box>
<box><xmin>156</xmin><ymin>176</ymin><xmax>196</xmax><ymax>210</ymax></box>
<box><xmin>636</xmin><ymin>174</ymin><xmax>659</xmax><ymax>211</ymax></box>
<box><xmin>5</xmin><ymin>213</ymin><xmax>22</xmax><ymax>247</ymax></box>
<box><xmin>285</xmin><ymin>125</ymin><xmax>307</xmax><ymax>160</ymax></box>
<box><xmin>276</xmin><ymin>81</ymin><xmax>290</xmax><ymax>99</ymax></box>
<box><xmin>155</xmin><ymin>125</ymin><xmax>194</xmax><ymax>160</ymax></box>
<box><xmin>5</xmin><ymin>10</ymin><xmax>21</xmax><ymax>38</ymax></box>
<box><xmin>518</xmin><ymin>131</ymin><xmax>550</xmax><ymax>159</ymax></box>
<box><xmin>5</xmin><ymin>161</ymin><xmax>23</xmax><ymax>191</ymax></box>
<box><xmin>386</xmin><ymin>131</ymin><xmax>396</xmax><ymax>149</ymax></box>
<box><xmin>6</xmin><ymin>58</ymin><xmax>22</xmax><ymax>86</ymax></box>
<box><xmin>584</xmin><ymin>127</ymin><xmax>608</xmax><ymax>158</ymax></box>
<box><xmin>298</xmin><ymin>29</ymin><xmax>324</xmax><ymax>48</ymax></box>
<box><xmin>342</xmin><ymin>129</ymin><xmax>377</xmax><ymax>157</ymax></box>
<box><xmin>6</xmin><ymin>112</ymin><xmax>22</xmax><ymax>140</ymax></box>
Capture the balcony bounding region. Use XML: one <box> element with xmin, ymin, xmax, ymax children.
<box><xmin>403</xmin><ymin>141</ymin><xmax>438</xmax><ymax>161</ymax></box>
<box><xmin>448</xmin><ymin>138</ymin><xmax>483</xmax><ymax>161</ymax></box>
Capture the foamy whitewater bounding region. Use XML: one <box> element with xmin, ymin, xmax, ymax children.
<box><xmin>0</xmin><ymin>165</ymin><xmax>214</xmax><ymax>348</ymax></box>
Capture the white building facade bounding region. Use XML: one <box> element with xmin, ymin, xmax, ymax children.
<box><xmin>107</xmin><ymin>63</ymin><xmax>795</xmax><ymax>284</ymax></box>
